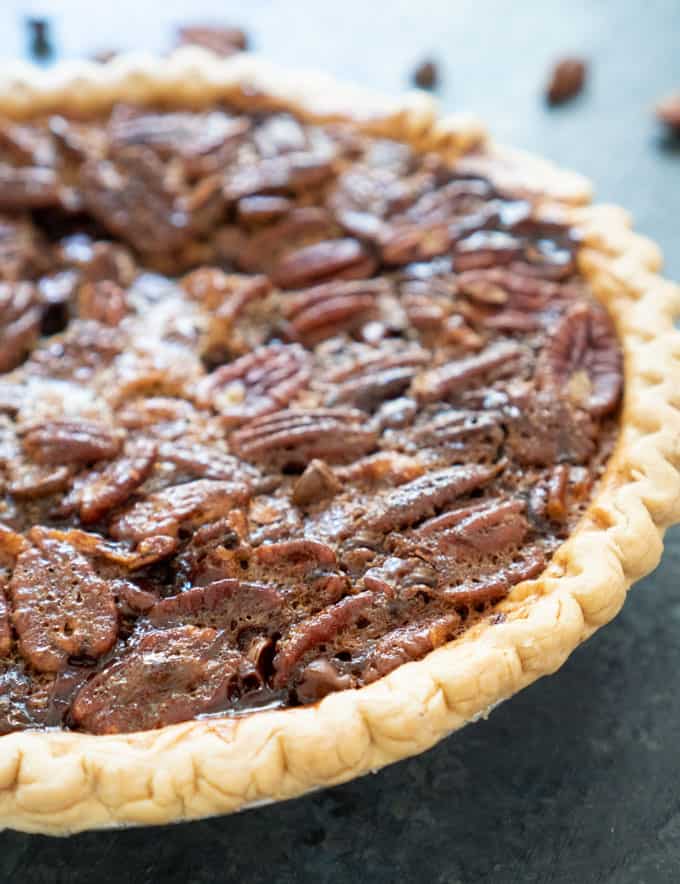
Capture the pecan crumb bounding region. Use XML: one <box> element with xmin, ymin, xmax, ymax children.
<box><xmin>412</xmin><ymin>59</ymin><xmax>439</xmax><ymax>90</ymax></box>
<box><xmin>656</xmin><ymin>94</ymin><xmax>680</xmax><ymax>134</ymax></box>
<box><xmin>177</xmin><ymin>25</ymin><xmax>249</xmax><ymax>57</ymax></box>
<box><xmin>545</xmin><ymin>57</ymin><xmax>587</xmax><ymax>106</ymax></box>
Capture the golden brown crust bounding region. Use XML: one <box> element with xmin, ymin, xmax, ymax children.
<box><xmin>0</xmin><ymin>49</ymin><xmax>679</xmax><ymax>835</ymax></box>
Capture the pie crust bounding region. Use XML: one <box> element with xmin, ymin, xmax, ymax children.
<box><xmin>0</xmin><ymin>48</ymin><xmax>678</xmax><ymax>835</ymax></box>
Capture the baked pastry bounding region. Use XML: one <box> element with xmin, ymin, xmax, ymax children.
<box><xmin>0</xmin><ymin>49</ymin><xmax>678</xmax><ymax>834</ymax></box>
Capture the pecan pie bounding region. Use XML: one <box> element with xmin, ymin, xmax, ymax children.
<box><xmin>0</xmin><ymin>50</ymin><xmax>678</xmax><ymax>834</ymax></box>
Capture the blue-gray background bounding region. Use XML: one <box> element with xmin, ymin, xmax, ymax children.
<box><xmin>1</xmin><ymin>2</ymin><xmax>679</xmax><ymax>882</ymax></box>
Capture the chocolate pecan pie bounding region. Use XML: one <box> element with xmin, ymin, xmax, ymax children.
<box><xmin>0</xmin><ymin>50</ymin><xmax>678</xmax><ymax>834</ymax></box>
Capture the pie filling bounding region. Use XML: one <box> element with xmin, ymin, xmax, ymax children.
<box><xmin>0</xmin><ymin>102</ymin><xmax>622</xmax><ymax>735</ymax></box>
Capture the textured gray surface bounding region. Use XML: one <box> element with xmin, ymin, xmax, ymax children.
<box><xmin>0</xmin><ymin>1</ymin><xmax>679</xmax><ymax>881</ymax></box>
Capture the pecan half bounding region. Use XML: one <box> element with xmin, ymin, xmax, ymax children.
<box><xmin>70</xmin><ymin>438</ymin><xmax>158</xmax><ymax>524</ymax></box>
<box><xmin>0</xmin><ymin>282</ymin><xmax>43</xmax><ymax>372</ymax></box>
<box><xmin>9</xmin><ymin>528</ymin><xmax>118</xmax><ymax>672</ymax></box>
<box><xmin>109</xmin><ymin>108</ymin><xmax>249</xmax><ymax>170</ymax></box>
<box><xmin>8</xmin><ymin>463</ymin><xmax>73</xmax><ymax>500</ymax></box>
<box><xmin>274</xmin><ymin>238</ymin><xmax>377</xmax><ymax>290</ymax></box>
<box><xmin>148</xmin><ymin>579</ymin><xmax>284</xmax><ymax>633</ymax></box>
<box><xmin>157</xmin><ymin>441</ymin><xmax>250</xmax><ymax>482</ymax></box>
<box><xmin>195</xmin><ymin>343</ymin><xmax>311</xmax><ymax>428</ymax></box>
<box><xmin>22</xmin><ymin>419</ymin><xmax>123</xmax><ymax>465</ymax></box>
<box><xmin>361</xmin><ymin>612</ymin><xmax>462</xmax><ymax>685</ymax></box>
<box><xmin>417</xmin><ymin>498</ymin><xmax>528</xmax><ymax>554</ymax></box>
<box><xmin>453</xmin><ymin>231</ymin><xmax>523</xmax><ymax>271</ymax></box>
<box><xmin>272</xmin><ymin>592</ymin><xmax>374</xmax><ymax>688</ymax></box>
<box><xmin>282</xmin><ymin>279</ymin><xmax>387</xmax><ymax>345</ymax></box>
<box><xmin>362</xmin><ymin>462</ymin><xmax>501</xmax><ymax>533</ymax></box>
<box><xmin>79</xmin><ymin>147</ymin><xmax>192</xmax><ymax>253</ymax></box>
<box><xmin>231</xmin><ymin>408</ymin><xmax>378</xmax><ymax>468</ymax></box>
<box><xmin>414</xmin><ymin>341</ymin><xmax>524</xmax><ymax>402</ymax></box>
<box><xmin>410</xmin><ymin>410</ymin><xmax>504</xmax><ymax>463</ymax></box>
<box><xmin>443</xmin><ymin>548</ymin><xmax>546</xmax><ymax>603</ymax></box>
<box><xmin>0</xmin><ymin>164</ymin><xmax>61</xmax><ymax>211</ymax></box>
<box><xmin>109</xmin><ymin>478</ymin><xmax>251</xmax><ymax>543</ymax></box>
<box><xmin>537</xmin><ymin>302</ymin><xmax>622</xmax><ymax>416</ymax></box>
<box><xmin>0</xmin><ymin>214</ymin><xmax>49</xmax><ymax>282</ymax></box>
<box><xmin>77</xmin><ymin>280</ymin><xmax>130</xmax><ymax>326</ymax></box>
<box><xmin>224</xmin><ymin>154</ymin><xmax>335</xmax><ymax>203</ymax></box>
<box><xmin>71</xmin><ymin>626</ymin><xmax>259</xmax><ymax>734</ymax></box>
<box><xmin>40</xmin><ymin>527</ymin><xmax>178</xmax><ymax>571</ymax></box>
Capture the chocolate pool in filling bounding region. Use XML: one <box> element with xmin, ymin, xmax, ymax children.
<box><xmin>0</xmin><ymin>105</ymin><xmax>622</xmax><ymax>735</ymax></box>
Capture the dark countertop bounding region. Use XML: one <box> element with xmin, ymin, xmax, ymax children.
<box><xmin>1</xmin><ymin>2</ymin><xmax>680</xmax><ymax>881</ymax></box>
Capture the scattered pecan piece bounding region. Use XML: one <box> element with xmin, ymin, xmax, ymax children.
<box><xmin>537</xmin><ymin>302</ymin><xmax>622</xmax><ymax>416</ymax></box>
<box><xmin>71</xmin><ymin>626</ymin><xmax>259</xmax><ymax>734</ymax></box>
<box><xmin>231</xmin><ymin>408</ymin><xmax>378</xmax><ymax>468</ymax></box>
<box><xmin>546</xmin><ymin>57</ymin><xmax>587</xmax><ymax>106</ymax></box>
<box><xmin>412</xmin><ymin>59</ymin><xmax>439</xmax><ymax>90</ymax></box>
<box><xmin>177</xmin><ymin>24</ymin><xmax>248</xmax><ymax>55</ymax></box>
<box><xmin>505</xmin><ymin>390</ymin><xmax>596</xmax><ymax>466</ymax></box>
<box><xmin>195</xmin><ymin>343</ymin><xmax>311</xmax><ymax>427</ymax></box>
<box><xmin>656</xmin><ymin>94</ymin><xmax>680</xmax><ymax>134</ymax></box>
<box><xmin>9</xmin><ymin>528</ymin><xmax>118</xmax><ymax>672</ymax></box>
<box><xmin>22</xmin><ymin>419</ymin><xmax>123</xmax><ymax>466</ymax></box>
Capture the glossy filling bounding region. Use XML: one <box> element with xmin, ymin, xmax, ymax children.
<box><xmin>0</xmin><ymin>105</ymin><xmax>621</xmax><ymax>734</ymax></box>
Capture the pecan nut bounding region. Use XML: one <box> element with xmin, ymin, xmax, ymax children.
<box><xmin>537</xmin><ymin>302</ymin><xmax>623</xmax><ymax>416</ymax></box>
<box><xmin>273</xmin><ymin>238</ymin><xmax>377</xmax><ymax>290</ymax></box>
<box><xmin>70</xmin><ymin>626</ymin><xmax>259</xmax><ymax>734</ymax></box>
<box><xmin>9</xmin><ymin>528</ymin><xmax>118</xmax><ymax>672</ymax></box>
<box><xmin>282</xmin><ymin>279</ymin><xmax>387</xmax><ymax>345</ymax></box>
<box><xmin>195</xmin><ymin>343</ymin><xmax>311</xmax><ymax>428</ymax></box>
<box><xmin>22</xmin><ymin>419</ymin><xmax>123</xmax><ymax>465</ymax></box>
<box><xmin>230</xmin><ymin>407</ymin><xmax>378</xmax><ymax>468</ymax></box>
